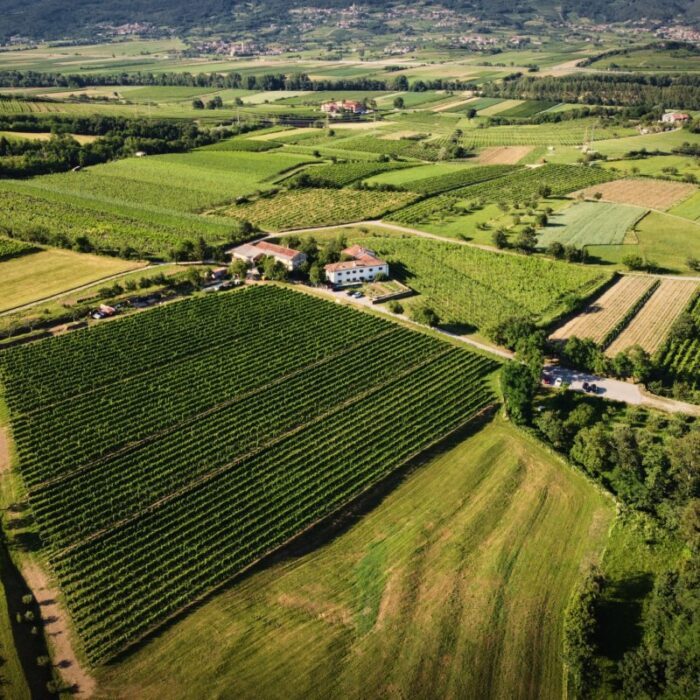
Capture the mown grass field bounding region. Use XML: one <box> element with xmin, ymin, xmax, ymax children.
<box><xmin>537</xmin><ymin>201</ymin><xmax>646</xmax><ymax>248</ymax></box>
<box><xmin>0</xmin><ymin>249</ymin><xmax>142</xmax><ymax>312</ymax></box>
<box><xmin>92</xmin><ymin>417</ymin><xmax>613</xmax><ymax>700</ymax></box>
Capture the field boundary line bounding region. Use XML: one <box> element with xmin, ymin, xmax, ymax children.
<box><xmin>51</xmin><ymin>345</ymin><xmax>460</xmax><ymax>557</ymax></box>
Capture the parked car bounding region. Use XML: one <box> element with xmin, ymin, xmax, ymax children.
<box><xmin>554</xmin><ymin>377</ymin><xmax>563</xmax><ymax>388</ymax></box>
<box><xmin>582</xmin><ymin>381</ymin><xmax>590</xmax><ymax>392</ymax></box>
<box><xmin>588</xmin><ymin>383</ymin><xmax>598</xmax><ymax>394</ymax></box>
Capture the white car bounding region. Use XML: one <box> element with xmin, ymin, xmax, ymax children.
<box><xmin>554</xmin><ymin>377</ymin><xmax>563</xmax><ymax>388</ymax></box>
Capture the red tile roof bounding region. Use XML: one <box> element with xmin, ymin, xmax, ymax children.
<box><xmin>254</xmin><ymin>240</ymin><xmax>303</xmax><ymax>260</ymax></box>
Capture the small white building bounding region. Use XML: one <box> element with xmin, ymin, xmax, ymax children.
<box><xmin>661</xmin><ymin>112</ymin><xmax>690</xmax><ymax>124</ymax></box>
<box><xmin>230</xmin><ymin>240</ymin><xmax>307</xmax><ymax>271</ymax></box>
<box><xmin>324</xmin><ymin>245</ymin><xmax>389</xmax><ymax>286</ymax></box>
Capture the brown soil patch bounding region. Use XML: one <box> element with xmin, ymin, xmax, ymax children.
<box><xmin>21</xmin><ymin>561</ymin><xmax>95</xmax><ymax>697</ymax></box>
<box><xmin>475</xmin><ymin>146</ymin><xmax>533</xmax><ymax>165</ymax></box>
<box><xmin>575</xmin><ymin>178</ymin><xmax>697</xmax><ymax>211</ymax></box>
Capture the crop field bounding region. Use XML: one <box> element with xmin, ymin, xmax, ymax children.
<box><xmin>398</xmin><ymin>164</ymin><xmax>516</xmax><ymax>196</ymax></box>
<box><xmin>363</xmin><ymin>162</ymin><xmax>473</xmax><ymax>186</ymax></box>
<box><xmin>0</xmin><ymin>99</ymin><xmax>66</xmax><ymax>114</ymax></box>
<box><xmin>329</xmin><ymin>135</ymin><xmax>443</xmax><ymax>161</ymax></box>
<box><xmin>549</xmin><ymin>276</ymin><xmax>657</xmax><ymax>345</ymax></box>
<box><xmin>474</xmin><ymin>146</ymin><xmax>534</xmax><ymax>164</ymax></box>
<box><xmin>606</xmin><ymin>279</ymin><xmax>699</xmax><ymax>356</ymax></box>
<box><xmin>351</xmin><ymin>237</ymin><xmax>610</xmax><ymax>329</ymax></box>
<box><xmin>575</xmin><ymin>178</ymin><xmax>697</xmax><ymax>211</ymax></box>
<box><xmin>224</xmin><ymin>188</ymin><xmax>417</xmax><ymax>230</ymax></box>
<box><xmin>0</xmin><ymin>285</ymin><xmax>498</xmax><ymax>664</ymax></box>
<box><xmin>537</xmin><ymin>201</ymin><xmax>646</xmax><ymax>248</ymax></box>
<box><xmin>458</xmin><ymin>120</ymin><xmax>636</xmax><ymax>147</ymax></box>
<box><xmin>93</xmin><ymin>418</ymin><xmax>613</xmax><ymax>700</ymax></box>
<box><xmin>0</xmin><ymin>236</ymin><xmax>37</xmax><ymax>262</ymax></box>
<box><xmin>198</xmin><ymin>137</ymin><xmax>282</xmax><ymax>152</ymax></box>
<box><xmin>495</xmin><ymin>100</ymin><xmax>560</xmax><ymax>118</ymax></box>
<box><xmin>0</xmin><ymin>248</ymin><xmax>141</xmax><ymax>312</ymax></box>
<box><xmin>670</xmin><ymin>190</ymin><xmax>700</xmax><ymax>221</ymax></box>
<box><xmin>659</xmin><ymin>295</ymin><xmax>700</xmax><ymax>386</ymax></box>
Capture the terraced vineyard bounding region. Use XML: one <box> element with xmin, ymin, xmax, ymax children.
<box><xmin>224</xmin><ymin>188</ymin><xmax>418</xmax><ymax>230</ymax></box>
<box><xmin>0</xmin><ymin>285</ymin><xmax>498</xmax><ymax>664</ymax></box>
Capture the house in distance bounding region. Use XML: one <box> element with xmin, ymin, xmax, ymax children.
<box><xmin>661</xmin><ymin>111</ymin><xmax>690</xmax><ymax>124</ymax></box>
<box><xmin>324</xmin><ymin>245</ymin><xmax>389</xmax><ymax>286</ymax></box>
<box><xmin>230</xmin><ymin>240</ymin><xmax>307</xmax><ymax>270</ymax></box>
<box><xmin>320</xmin><ymin>100</ymin><xmax>368</xmax><ymax>116</ymax></box>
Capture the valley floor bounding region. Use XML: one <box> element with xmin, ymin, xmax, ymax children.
<box><xmin>94</xmin><ymin>417</ymin><xmax>613</xmax><ymax>700</ymax></box>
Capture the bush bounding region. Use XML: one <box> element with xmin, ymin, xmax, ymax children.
<box><xmin>387</xmin><ymin>300</ymin><xmax>403</xmax><ymax>314</ymax></box>
<box><xmin>410</xmin><ymin>305</ymin><xmax>440</xmax><ymax>327</ymax></box>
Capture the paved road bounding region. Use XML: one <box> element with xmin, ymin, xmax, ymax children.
<box><xmin>542</xmin><ymin>365</ymin><xmax>700</xmax><ymax>416</ymax></box>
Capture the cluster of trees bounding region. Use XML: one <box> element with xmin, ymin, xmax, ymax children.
<box><xmin>484</xmin><ymin>72</ymin><xmax>700</xmax><ymax>110</ymax></box>
<box><xmin>0</xmin><ymin>69</ymin><xmax>477</xmax><ymax>94</ymax></box>
<box><xmin>0</xmin><ymin>114</ymin><xmax>249</xmax><ymax>178</ymax></box>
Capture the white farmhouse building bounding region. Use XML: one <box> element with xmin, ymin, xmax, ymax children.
<box><xmin>324</xmin><ymin>245</ymin><xmax>389</xmax><ymax>286</ymax></box>
<box><xmin>230</xmin><ymin>240</ymin><xmax>307</xmax><ymax>271</ymax></box>
<box><xmin>661</xmin><ymin>112</ymin><xmax>690</xmax><ymax>125</ymax></box>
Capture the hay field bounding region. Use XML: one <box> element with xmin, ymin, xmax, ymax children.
<box><xmin>575</xmin><ymin>178</ymin><xmax>696</xmax><ymax>211</ymax></box>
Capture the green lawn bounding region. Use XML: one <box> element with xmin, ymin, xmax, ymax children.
<box><xmin>0</xmin><ymin>248</ymin><xmax>142</xmax><ymax>312</ymax></box>
<box><xmin>587</xmin><ymin>210</ymin><xmax>700</xmax><ymax>274</ymax></box>
<box><xmin>94</xmin><ymin>418</ymin><xmax>613</xmax><ymax>700</ymax></box>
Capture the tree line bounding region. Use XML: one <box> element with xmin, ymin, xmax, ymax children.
<box><xmin>483</xmin><ymin>72</ymin><xmax>700</xmax><ymax>110</ymax></box>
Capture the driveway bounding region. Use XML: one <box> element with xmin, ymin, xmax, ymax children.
<box><xmin>542</xmin><ymin>364</ymin><xmax>700</xmax><ymax>416</ymax></box>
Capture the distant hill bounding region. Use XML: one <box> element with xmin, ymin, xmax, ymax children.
<box><xmin>0</xmin><ymin>0</ymin><xmax>696</xmax><ymax>41</ymax></box>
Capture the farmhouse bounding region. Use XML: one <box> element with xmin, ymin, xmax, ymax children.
<box><xmin>230</xmin><ymin>241</ymin><xmax>307</xmax><ymax>270</ymax></box>
<box><xmin>324</xmin><ymin>245</ymin><xmax>389</xmax><ymax>286</ymax></box>
<box><xmin>661</xmin><ymin>112</ymin><xmax>690</xmax><ymax>124</ymax></box>
<box><xmin>320</xmin><ymin>100</ymin><xmax>368</xmax><ymax>116</ymax></box>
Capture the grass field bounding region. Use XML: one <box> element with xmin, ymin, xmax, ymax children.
<box><xmin>0</xmin><ymin>285</ymin><xmax>497</xmax><ymax>664</ymax></box>
<box><xmin>537</xmin><ymin>201</ymin><xmax>647</xmax><ymax>249</ymax></box>
<box><xmin>0</xmin><ymin>249</ymin><xmax>142</xmax><ymax>312</ymax></box>
<box><xmin>549</xmin><ymin>276</ymin><xmax>656</xmax><ymax>345</ymax></box>
<box><xmin>587</xmin><ymin>211</ymin><xmax>700</xmax><ymax>274</ymax></box>
<box><xmin>349</xmin><ymin>236</ymin><xmax>611</xmax><ymax>330</ymax></box>
<box><xmin>92</xmin><ymin>418</ymin><xmax>613</xmax><ymax>700</ymax></box>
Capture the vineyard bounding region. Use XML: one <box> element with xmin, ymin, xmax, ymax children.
<box><xmin>329</xmin><ymin>135</ymin><xmax>443</xmax><ymax>161</ymax></box>
<box><xmin>659</xmin><ymin>294</ymin><xmax>700</xmax><ymax>387</ymax></box>
<box><xmin>549</xmin><ymin>276</ymin><xmax>657</xmax><ymax>345</ymax></box>
<box><xmin>0</xmin><ymin>236</ymin><xmax>37</xmax><ymax>261</ymax></box>
<box><xmin>390</xmin><ymin>164</ymin><xmax>615</xmax><ymax>225</ymax></box>
<box><xmin>224</xmin><ymin>188</ymin><xmax>417</xmax><ymax>230</ymax></box>
<box><xmin>606</xmin><ymin>279</ymin><xmax>699</xmax><ymax>356</ymax></box>
<box><xmin>353</xmin><ymin>236</ymin><xmax>611</xmax><ymax>329</ymax></box>
<box><xmin>284</xmin><ymin>160</ymin><xmax>411</xmax><ymax>187</ymax></box>
<box><xmin>0</xmin><ymin>285</ymin><xmax>498</xmax><ymax>663</ymax></box>
<box><xmin>403</xmin><ymin>164</ymin><xmax>517</xmax><ymax>196</ymax></box>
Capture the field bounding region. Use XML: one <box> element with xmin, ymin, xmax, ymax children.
<box><xmin>659</xmin><ymin>295</ymin><xmax>700</xmax><ymax>387</ymax></box>
<box><xmin>537</xmin><ymin>201</ymin><xmax>646</xmax><ymax>249</ymax></box>
<box><xmin>587</xmin><ymin>211</ymin><xmax>700</xmax><ymax>275</ymax></box>
<box><xmin>0</xmin><ymin>150</ymin><xmax>318</xmax><ymax>256</ymax></box>
<box><xmin>349</xmin><ymin>236</ymin><xmax>611</xmax><ymax>330</ymax></box>
<box><xmin>549</xmin><ymin>276</ymin><xmax>656</xmax><ymax>345</ymax></box>
<box><xmin>0</xmin><ymin>285</ymin><xmax>498</xmax><ymax>664</ymax></box>
<box><xmin>0</xmin><ymin>248</ymin><xmax>142</xmax><ymax>312</ymax></box>
<box><xmin>606</xmin><ymin>279</ymin><xmax>699</xmax><ymax>356</ymax></box>
<box><xmin>574</xmin><ymin>178</ymin><xmax>697</xmax><ymax>211</ymax></box>
<box><xmin>224</xmin><ymin>189</ymin><xmax>418</xmax><ymax>230</ymax></box>
<box><xmin>92</xmin><ymin>418</ymin><xmax>613</xmax><ymax>699</ymax></box>
<box><xmin>284</xmin><ymin>160</ymin><xmax>411</xmax><ymax>187</ymax></box>
<box><xmin>475</xmin><ymin>146</ymin><xmax>534</xmax><ymax>164</ymax></box>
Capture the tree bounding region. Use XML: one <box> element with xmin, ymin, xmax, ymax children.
<box><xmin>515</xmin><ymin>226</ymin><xmax>537</xmax><ymax>253</ymax></box>
<box><xmin>466</xmin><ymin>108</ymin><xmax>477</xmax><ymax>119</ymax></box>
<box><xmin>501</xmin><ymin>362</ymin><xmax>536</xmax><ymax>425</ymax></box>
<box><xmin>410</xmin><ymin>305</ymin><xmax>440</xmax><ymax>327</ymax></box>
<box><xmin>622</xmin><ymin>254</ymin><xmax>646</xmax><ymax>271</ymax></box>
<box><xmin>229</xmin><ymin>258</ymin><xmax>248</xmax><ymax>280</ymax></box>
<box><xmin>593</xmin><ymin>191</ymin><xmax>603</xmax><ymax>201</ymax></box>
<box><xmin>492</xmin><ymin>229</ymin><xmax>508</xmax><ymax>249</ymax></box>
<box><xmin>185</xmin><ymin>267</ymin><xmax>203</xmax><ymax>288</ymax></box>
<box><xmin>308</xmin><ymin>263</ymin><xmax>324</xmax><ymax>286</ymax></box>
<box><xmin>535</xmin><ymin>212</ymin><xmax>548</xmax><ymax>228</ymax></box>
<box><xmin>262</xmin><ymin>256</ymin><xmax>288</xmax><ymax>281</ymax></box>
<box><xmin>393</xmin><ymin>96</ymin><xmax>405</xmax><ymax>109</ymax></box>
<box><xmin>192</xmin><ymin>98</ymin><xmax>204</xmax><ymax>109</ymax></box>
<box><xmin>547</xmin><ymin>241</ymin><xmax>565</xmax><ymax>259</ymax></box>
<box><xmin>538</xmin><ymin>184</ymin><xmax>552</xmax><ymax>198</ymax></box>
<box><xmin>687</xmin><ymin>256</ymin><xmax>700</xmax><ymax>272</ymax></box>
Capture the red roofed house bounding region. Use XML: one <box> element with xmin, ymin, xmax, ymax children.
<box><xmin>320</xmin><ymin>100</ymin><xmax>368</xmax><ymax>116</ymax></box>
<box><xmin>230</xmin><ymin>240</ymin><xmax>307</xmax><ymax>271</ymax></box>
<box><xmin>661</xmin><ymin>112</ymin><xmax>690</xmax><ymax>124</ymax></box>
<box><xmin>324</xmin><ymin>245</ymin><xmax>389</xmax><ymax>286</ymax></box>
